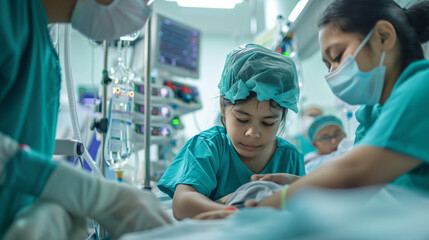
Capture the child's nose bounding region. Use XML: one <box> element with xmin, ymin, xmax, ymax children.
<box><xmin>245</xmin><ymin>124</ymin><xmax>261</xmax><ymax>138</ymax></box>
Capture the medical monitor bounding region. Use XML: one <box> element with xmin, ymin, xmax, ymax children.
<box><xmin>151</xmin><ymin>13</ymin><xmax>200</xmax><ymax>79</ymax></box>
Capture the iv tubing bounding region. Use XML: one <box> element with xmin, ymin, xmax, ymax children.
<box><xmin>64</xmin><ymin>25</ymin><xmax>102</xmax><ymax>177</ymax></box>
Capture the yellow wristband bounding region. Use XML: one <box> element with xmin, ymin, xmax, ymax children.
<box><xmin>281</xmin><ymin>185</ymin><xmax>289</xmax><ymax>210</ymax></box>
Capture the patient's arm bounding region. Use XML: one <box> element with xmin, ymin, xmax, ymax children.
<box><xmin>250</xmin><ymin>173</ymin><xmax>300</xmax><ymax>185</ymax></box>
<box><xmin>173</xmin><ymin>184</ymin><xmax>226</xmax><ymax>220</ymax></box>
<box><xmin>215</xmin><ymin>192</ymin><xmax>233</xmax><ymax>204</ymax></box>
<box><xmin>193</xmin><ymin>208</ymin><xmax>237</xmax><ymax>220</ymax></box>
<box><xmin>257</xmin><ymin>146</ymin><xmax>422</xmax><ymax>209</ymax></box>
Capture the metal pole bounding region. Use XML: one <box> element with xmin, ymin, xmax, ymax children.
<box><xmin>98</xmin><ymin>40</ymin><xmax>109</xmax><ymax>240</ymax></box>
<box><xmin>101</xmin><ymin>40</ymin><xmax>109</xmax><ymax>178</ymax></box>
<box><xmin>143</xmin><ymin>18</ymin><xmax>152</xmax><ymax>190</ymax></box>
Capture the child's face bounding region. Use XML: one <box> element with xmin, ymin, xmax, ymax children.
<box><xmin>312</xmin><ymin>124</ymin><xmax>345</xmax><ymax>155</ymax></box>
<box><xmin>221</xmin><ymin>97</ymin><xmax>282</xmax><ymax>163</ymax></box>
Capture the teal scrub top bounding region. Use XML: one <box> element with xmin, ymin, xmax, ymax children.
<box><xmin>158</xmin><ymin>126</ymin><xmax>305</xmax><ymax>200</ymax></box>
<box><xmin>0</xmin><ymin>0</ymin><xmax>60</xmax><ymax>234</ymax></box>
<box><xmin>354</xmin><ymin>60</ymin><xmax>429</xmax><ymax>195</ymax></box>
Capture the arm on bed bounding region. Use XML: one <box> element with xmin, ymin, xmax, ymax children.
<box><xmin>173</xmin><ymin>184</ymin><xmax>226</xmax><ymax>220</ymax></box>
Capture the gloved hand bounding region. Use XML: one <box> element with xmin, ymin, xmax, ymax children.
<box><xmin>4</xmin><ymin>200</ymin><xmax>89</xmax><ymax>240</ymax></box>
<box><xmin>40</xmin><ymin>163</ymin><xmax>172</xmax><ymax>239</ymax></box>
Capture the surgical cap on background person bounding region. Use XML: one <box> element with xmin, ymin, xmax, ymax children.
<box><xmin>308</xmin><ymin>115</ymin><xmax>344</xmax><ymax>142</ymax></box>
<box><xmin>218</xmin><ymin>43</ymin><xmax>300</xmax><ymax>113</ymax></box>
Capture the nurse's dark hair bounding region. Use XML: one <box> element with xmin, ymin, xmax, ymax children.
<box><xmin>220</xmin><ymin>92</ymin><xmax>288</xmax><ymax>128</ymax></box>
<box><xmin>318</xmin><ymin>0</ymin><xmax>429</xmax><ymax>70</ymax></box>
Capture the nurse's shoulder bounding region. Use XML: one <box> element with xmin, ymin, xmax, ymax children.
<box><xmin>395</xmin><ymin>59</ymin><xmax>429</xmax><ymax>90</ymax></box>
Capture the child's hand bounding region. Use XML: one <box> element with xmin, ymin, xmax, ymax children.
<box><xmin>192</xmin><ymin>208</ymin><xmax>237</xmax><ymax>220</ymax></box>
<box><xmin>243</xmin><ymin>199</ymin><xmax>259</xmax><ymax>208</ymax></box>
<box><xmin>250</xmin><ymin>173</ymin><xmax>300</xmax><ymax>185</ymax></box>
<box><xmin>215</xmin><ymin>192</ymin><xmax>233</xmax><ymax>204</ymax></box>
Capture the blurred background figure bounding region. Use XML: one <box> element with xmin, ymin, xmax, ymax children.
<box><xmin>290</xmin><ymin>106</ymin><xmax>323</xmax><ymax>156</ymax></box>
<box><xmin>305</xmin><ymin>115</ymin><xmax>353</xmax><ymax>173</ymax></box>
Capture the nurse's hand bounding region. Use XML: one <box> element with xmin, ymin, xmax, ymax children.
<box><xmin>40</xmin><ymin>163</ymin><xmax>171</xmax><ymax>239</ymax></box>
<box><xmin>250</xmin><ymin>173</ymin><xmax>300</xmax><ymax>185</ymax></box>
<box><xmin>243</xmin><ymin>199</ymin><xmax>259</xmax><ymax>208</ymax></box>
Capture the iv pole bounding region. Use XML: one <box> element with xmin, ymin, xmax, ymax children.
<box><xmin>90</xmin><ymin>40</ymin><xmax>110</xmax><ymax>178</ymax></box>
<box><xmin>101</xmin><ymin>40</ymin><xmax>109</xmax><ymax>177</ymax></box>
<box><xmin>143</xmin><ymin>18</ymin><xmax>152</xmax><ymax>190</ymax></box>
<box><xmin>96</xmin><ymin>40</ymin><xmax>110</xmax><ymax>240</ymax></box>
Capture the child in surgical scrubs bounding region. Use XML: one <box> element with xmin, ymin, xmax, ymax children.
<box><xmin>158</xmin><ymin>44</ymin><xmax>305</xmax><ymax>220</ymax></box>
<box><xmin>304</xmin><ymin>115</ymin><xmax>353</xmax><ymax>173</ymax></box>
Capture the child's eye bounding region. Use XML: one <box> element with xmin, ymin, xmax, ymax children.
<box><xmin>236</xmin><ymin>117</ymin><xmax>248</xmax><ymax>123</ymax></box>
<box><xmin>262</xmin><ymin>122</ymin><xmax>275</xmax><ymax>127</ymax></box>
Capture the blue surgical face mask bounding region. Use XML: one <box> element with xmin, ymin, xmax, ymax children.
<box><xmin>324</xmin><ymin>29</ymin><xmax>386</xmax><ymax>105</ymax></box>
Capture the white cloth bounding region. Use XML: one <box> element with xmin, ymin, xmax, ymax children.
<box><xmin>226</xmin><ymin>181</ymin><xmax>283</xmax><ymax>208</ymax></box>
<box><xmin>40</xmin><ymin>163</ymin><xmax>172</xmax><ymax>239</ymax></box>
<box><xmin>4</xmin><ymin>200</ymin><xmax>89</xmax><ymax>240</ymax></box>
<box><xmin>305</xmin><ymin>138</ymin><xmax>353</xmax><ymax>173</ymax></box>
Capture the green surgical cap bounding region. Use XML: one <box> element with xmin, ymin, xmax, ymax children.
<box><xmin>218</xmin><ymin>43</ymin><xmax>300</xmax><ymax>113</ymax></box>
<box><xmin>308</xmin><ymin>115</ymin><xmax>344</xmax><ymax>142</ymax></box>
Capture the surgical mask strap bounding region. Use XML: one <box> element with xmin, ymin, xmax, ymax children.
<box><xmin>353</xmin><ymin>29</ymin><xmax>374</xmax><ymax>58</ymax></box>
<box><xmin>379</xmin><ymin>51</ymin><xmax>386</xmax><ymax>67</ymax></box>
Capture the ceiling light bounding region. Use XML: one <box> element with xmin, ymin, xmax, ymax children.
<box><xmin>167</xmin><ymin>0</ymin><xmax>243</xmax><ymax>9</ymax></box>
<box><xmin>288</xmin><ymin>0</ymin><xmax>309</xmax><ymax>23</ymax></box>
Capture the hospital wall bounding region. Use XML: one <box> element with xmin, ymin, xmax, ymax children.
<box><xmin>177</xmin><ymin>34</ymin><xmax>252</xmax><ymax>140</ymax></box>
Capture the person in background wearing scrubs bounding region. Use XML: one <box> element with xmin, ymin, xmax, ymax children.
<box><xmin>290</xmin><ymin>106</ymin><xmax>324</xmax><ymax>155</ymax></box>
<box><xmin>304</xmin><ymin>115</ymin><xmax>353</xmax><ymax>173</ymax></box>
<box><xmin>157</xmin><ymin>44</ymin><xmax>305</xmax><ymax>220</ymax></box>
<box><xmin>251</xmin><ymin>0</ymin><xmax>429</xmax><ymax>208</ymax></box>
<box><xmin>0</xmin><ymin>0</ymin><xmax>170</xmax><ymax>239</ymax></box>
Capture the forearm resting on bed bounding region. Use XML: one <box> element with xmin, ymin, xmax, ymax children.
<box><xmin>173</xmin><ymin>184</ymin><xmax>226</xmax><ymax>220</ymax></box>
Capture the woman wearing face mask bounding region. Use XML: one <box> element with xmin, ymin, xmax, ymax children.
<box><xmin>251</xmin><ymin>0</ymin><xmax>429</xmax><ymax>209</ymax></box>
<box><xmin>0</xmin><ymin>0</ymin><xmax>170</xmax><ymax>239</ymax></box>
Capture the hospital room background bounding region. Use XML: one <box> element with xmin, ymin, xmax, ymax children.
<box><xmin>53</xmin><ymin>0</ymin><xmax>425</xmax><ymax>185</ymax></box>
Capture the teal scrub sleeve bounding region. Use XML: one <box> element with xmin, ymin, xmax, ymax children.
<box><xmin>278</xmin><ymin>139</ymin><xmax>305</xmax><ymax>176</ymax></box>
<box><xmin>291</xmin><ymin>148</ymin><xmax>305</xmax><ymax>176</ymax></box>
<box><xmin>0</xmin><ymin>1</ymin><xmax>37</xmax><ymax>109</ymax></box>
<box><xmin>354</xmin><ymin>105</ymin><xmax>382</xmax><ymax>144</ymax></box>
<box><xmin>359</xmin><ymin>63</ymin><xmax>429</xmax><ymax>163</ymax></box>
<box><xmin>0</xmin><ymin>3</ymin><xmax>29</xmax><ymax>94</ymax></box>
<box><xmin>158</xmin><ymin>136</ymin><xmax>220</xmax><ymax>198</ymax></box>
<box><xmin>3</xmin><ymin>149</ymin><xmax>57</xmax><ymax>197</ymax></box>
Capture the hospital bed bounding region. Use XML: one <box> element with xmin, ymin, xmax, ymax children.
<box><xmin>119</xmin><ymin>185</ymin><xmax>429</xmax><ymax>240</ymax></box>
